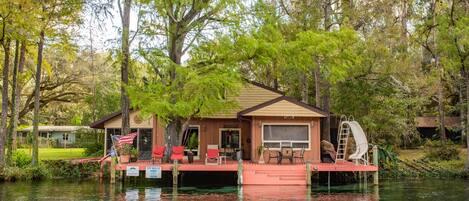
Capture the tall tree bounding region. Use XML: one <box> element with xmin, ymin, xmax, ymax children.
<box><xmin>119</xmin><ymin>0</ymin><xmax>131</xmax><ymax>135</ymax></box>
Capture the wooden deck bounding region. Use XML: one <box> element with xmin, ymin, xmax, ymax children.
<box><xmin>115</xmin><ymin>160</ymin><xmax>378</xmax><ymax>172</ymax></box>
<box><xmin>114</xmin><ymin>160</ymin><xmax>377</xmax><ymax>185</ymax></box>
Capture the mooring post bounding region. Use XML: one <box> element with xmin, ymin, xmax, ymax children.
<box><xmin>110</xmin><ymin>157</ymin><xmax>116</xmax><ymax>184</ymax></box>
<box><xmin>372</xmin><ymin>145</ymin><xmax>379</xmax><ymax>185</ymax></box>
<box><xmin>237</xmin><ymin>159</ymin><xmax>243</xmax><ymax>185</ymax></box>
<box><xmin>306</xmin><ymin>162</ymin><xmax>311</xmax><ymax>186</ymax></box>
<box><xmin>172</xmin><ymin>160</ymin><xmax>179</xmax><ymax>187</ymax></box>
<box><xmin>327</xmin><ymin>171</ymin><xmax>331</xmax><ymax>192</ymax></box>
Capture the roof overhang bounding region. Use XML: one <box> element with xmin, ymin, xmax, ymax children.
<box><xmin>238</xmin><ymin>96</ymin><xmax>327</xmax><ymax>118</ymax></box>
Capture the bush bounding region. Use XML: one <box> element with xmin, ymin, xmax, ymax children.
<box><xmin>1</xmin><ymin>165</ymin><xmax>50</xmax><ymax>181</ymax></box>
<box><xmin>43</xmin><ymin>160</ymin><xmax>100</xmax><ymax>178</ymax></box>
<box><xmin>425</xmin><ymin>140</ymin><xmax>460</xmax><ymax>161</ymax></box>
<box><xmin>12</xmin><ymin>150</ymin><xmax>32</xmax><ymax>168</ymax></box>
<box><xmin>84</xmin><ymin>142</ymin><xmax>104</xmax><ymax>157</ymax></box>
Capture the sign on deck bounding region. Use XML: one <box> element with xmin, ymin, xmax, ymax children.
<box><xmin>126</xmin><ymin>166</ymin><xmax>140</xmax><ymax>177</ymax></box>
<box><xmin>145</xmin><ymin>166</ymin><xmax>162</xmax><ymax>179</ymax></box>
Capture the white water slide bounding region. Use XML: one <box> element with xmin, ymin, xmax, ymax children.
<box><xmin>335</xmin><ymin>120</ymin><xmax>369</xmax><ymax>165</ymax></box>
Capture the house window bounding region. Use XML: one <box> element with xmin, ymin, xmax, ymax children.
<box><xmin>182</xmin><ymin>126</ymin><xmax>200</xmax><ymax>156</ymax></box>
<box><xmin>220</xmin><ymin>128</ymin><xmax>241</xmax><ymax>149</ymax></box>
<box><xmin>63</xmin><ymin>134</ymin><xmax>69</xmax><ymax>141</ymax></box>
<box><xmin>262</xmin><ymin>124</ymin><xmax>310</xmax><ymax>150</ymax></box>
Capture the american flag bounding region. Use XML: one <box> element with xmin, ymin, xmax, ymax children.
<box><xmin>112</xmin><ymin>132</ymin><xmax>138</xmax><ymax>147</ymax></box>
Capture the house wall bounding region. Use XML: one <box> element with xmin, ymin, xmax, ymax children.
<box><xmin>250</xmin><ymin>116</ymin><xmax>321</xmax><ymax>163</ymax></box>
<box><xmin>104</xmin><ymin>111</ymin><xmax>153</xmax><ymax>128</ymax></box>
<box><xmin>153</xmin><ymin>118</ymin><xmax>252</xmax><ymax>160</ymax></box>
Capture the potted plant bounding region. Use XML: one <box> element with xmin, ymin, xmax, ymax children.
<box><xmin>186</xmin><ymin>133</ymin><xmax>198</xmax><ymax>164</ymax></box>
<box><xmin>130</xmin><ymin>148</ymin><xmax>139</xmax><ymax>162</ymax></box>
<box><xmin>257</xmin><ymin>145</ymin><xmax>265</xmax><ymax>164</ymax></box>
<box><xmin>118</xmin><ymin>144</ymin><xmax>132</xmax><ymax>163</ymax></box>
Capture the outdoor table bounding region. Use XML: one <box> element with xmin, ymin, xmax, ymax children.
<box><xmin>277</xmin><ymin>147</ymin><xmax>294</xmax><ymax>164</ymax></box>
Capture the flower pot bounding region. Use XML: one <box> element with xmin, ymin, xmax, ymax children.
<box><xmin>120</xmin><ymin>155</ymin><xmax>130</xmax><ymax>163</ymax></box>
<box><xmin>187</xmin><ymin>151</ymin><xmax>194</xmax><ymax>163</ymax></box>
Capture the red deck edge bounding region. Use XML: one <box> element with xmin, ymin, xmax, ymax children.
<box><xmin>115</xmin><ymin>160</ymin><xmax>378</xmax><ymax>172</ymax></box>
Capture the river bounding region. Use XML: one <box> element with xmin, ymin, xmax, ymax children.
<box><xmin>0</xmin><ymin>178</ymin><xmax>467</xmax><ymax>200</ymax></box>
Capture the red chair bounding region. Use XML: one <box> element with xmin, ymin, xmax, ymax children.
<box><xmin>205</xmin><ymin>146</ymin><xmax>220</xmax><ymax>165</ymax></box>
<box><xmin>152</xmin><ymin>146</ymin><xmax>166</xmax><ymax>164</ymax></box>
<box><xmin>170</xmin><ymin>146</ymin><xmax>185</xmax><ymax>163</ymax></box>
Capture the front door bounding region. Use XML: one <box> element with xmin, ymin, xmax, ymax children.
<box><xmin>138</xmin><ymin>129</ymin><xmax>153</xmax><ymax>160</ymax></box>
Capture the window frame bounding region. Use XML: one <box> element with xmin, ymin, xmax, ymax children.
<box><xmin>261</xmin><ymin>123</ymin><xmax>311</xmax><ymax>151</ymax></box>
<box><xmin>219</xmin><ymin>128</ymin><xmax>242</xmax><ymax>150</ymax></box>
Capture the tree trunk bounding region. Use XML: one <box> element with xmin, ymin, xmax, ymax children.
<box><xmin>322</xmin><ymin>81</ymin><xmax>331</xmax><ymax>142</ymax></box>
<box><xmin>120</xmin><ymin>0</ymin><xmax>131</xmax><ymax>135</ymax></box>
<box><xmin>314</xmin><ymin>67</ymin><xmax>321</xmax><ymax>107</ymax></box>
<box><xmin>6</xmin><ymin>40</ymin><xmax>20</xmax><ymax>165</ymax></box>
<box><xmin>432</xmin><ymin>0</ymin><xmax>446</xmax><ymax>141</ymax></box>
<box><xmin>465</xmin><ymin>71</ymin><xmax>469</xmax><ymax>170</ymax></box>
<box><xmin>0</xmin><ymin>38</ymin><xmax>11</xmax><ymax>167</ymax></box>
<box><xmin>165</xmin><ymin>118</ymin><xmax>182</xmax><ymax>161</ymax></box>
<box><xmin>301</xmin><ymin>73</ymin><xmax>309</xmax><ymax>103</ymax></box>
<box><xmin>13</xmin><ymin>40</ymin><xmax>25</xmax><ymax>150</ymax></box>
<box><xmin>32</xmin><ymin>31</ymin><xmax>45</xmax><ymax>166</ymax></box>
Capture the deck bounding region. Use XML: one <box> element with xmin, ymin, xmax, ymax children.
<box><xmin>115</xmin><ymin>160</ymin><xmax>378</xmax><ymax>172</ymax></box>
<box><xmin>114</xmin><ymin>160</ymin><xmax>377</xmax><ymax>185</ymax></box>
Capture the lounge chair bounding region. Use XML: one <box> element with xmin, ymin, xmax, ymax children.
<box><xmin>152</xmin><ymin>146</ymin><xmax>165</xmax><ymax>164</ymax></box>
<box><xmin>170</xmin><ymin>146</ymin><xmax>185</xmax><ymax>163</ymax></box>
<box><xmin>205</xmin><ymin>144</ymin><xmax>220</xmax><ymax>165</ymax></box>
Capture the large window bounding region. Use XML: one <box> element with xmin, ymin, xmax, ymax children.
<box><xmin>182</xmin><ymin>126</ymin><xmax>200</xmax><ymax>157</ymax></box>
<box><xmin>262</xmin><ymin>124</ymin><xmax>310</xmax><ymax>150</ymax></box>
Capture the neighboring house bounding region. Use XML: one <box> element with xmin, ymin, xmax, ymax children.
<box><xmin>18</xmin><ymin>126</ymin><xmax>92</xmax><ymax>147</ymax></box>
<box><xmin>415</xmin><ymin>116</ymin><xmax>462</xmax><ymax>141</ymax></box>
<box><xmin>90</xmin><ymin>82</ymin><xmax>327</xmax><ymax>162</ymax></box>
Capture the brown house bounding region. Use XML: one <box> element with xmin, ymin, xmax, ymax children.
<box><xmin>90</xmin><ymin>82</ymin><xmax>327</xmax><ymax>163</ymax></box>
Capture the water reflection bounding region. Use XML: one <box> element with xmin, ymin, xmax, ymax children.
<box><xmin>0</xmin><ymin>179</ymin><xmax>468</xmax><ymax>200</ymax></box>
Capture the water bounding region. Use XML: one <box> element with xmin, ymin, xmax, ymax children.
<box><xmin>0</xmin><ymin>178</ymin><xmax>468</xmax><ymax>201</ymax></box>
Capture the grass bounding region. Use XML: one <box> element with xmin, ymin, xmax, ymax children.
<box><xmin>397</xmin><ymin>148</ymin><xmax>468</xmax><ymax>161</ymax></box>
<box><xmin>17</xmin><ymin>148</ymin><xmax>85</xmax><ymax>161</ymax></box>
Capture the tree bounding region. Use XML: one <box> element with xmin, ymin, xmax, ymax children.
<box><xmin>119</xmin><ymin>0</ymin><xmax>131</xmax><ymax>136</ymax></box>
<box><xmin>129</xmin><ymin>0</ymin><xmax>242</xmax><ymax>158</ymax></box>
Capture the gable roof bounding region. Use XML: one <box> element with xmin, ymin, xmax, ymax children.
<box><xmin>90</xmin><ymin>111</ymin><xmax>122</xmax><ymax>129</ymax></box>
<box><xmin>238</xmin><ymin>96</ymin><xmax>327</xmax><ymax>117</ymax></box>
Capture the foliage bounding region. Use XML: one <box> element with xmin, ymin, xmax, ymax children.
<box><xmin>187</xmin><ymin>133</ymin><xmax>198</xmax><ymax>150</ymax></box>
<box><xmin>1</xmin><ymin>165</ymin><xmax>50</xmax><ymax>181</ymax></box>
<box><xmin>425</xmin><ymin>140</ymin><xmax>460</xmax><ymax>161</ymax></box>
<box><xmin>42</xmin><ymin>160</ymin><xmax>99</xmax><ymax>178</ymax></box>
<box><xmin>83</xmin><ymin>142</ymin><xmax>104</xmax><ymax>157</ymax></box>
<box><xmin>12</xmin><ymin>150</ymin><xmax>32</xmax><ymax>168</ymax></box>
<box><xmin>117</xmin><ymin>144</ymin><xmax>132</xmax><ymax>156</ymax></box>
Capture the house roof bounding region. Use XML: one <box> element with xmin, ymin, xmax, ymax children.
<box><xmin>415</xmin><ymin>116</ymin><xmax>461</xmax><ymax>128</ymax></box>
<box><xmin>238</xmin><ymin>96</ymin><xmax>328</xmax><ymax>117</ymax></box>
<box><xmin>19</xmin><ymin>126</ymin><xmax>92</xmax><ymax>132</ymax></box>
<box><xmin>90</xmin><ymin>81</ymin><xmax>327</xmax><ymax>129</ymax></box>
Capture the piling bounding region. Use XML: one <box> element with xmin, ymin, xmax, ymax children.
<box><xmin>306</xmin><ymin>162</ymin><xmax>311</xmax><ymax>186</ymax></box>
<box><xmin>110</xmin><ymin>156</ymin><xmax>116</xmax><ymax>184</ymax></box>
<box><xmin>237</xmin><ymin>160</ymin><xmax>243</xmax><ymax>185</ymax></box>
<box><xmin>372</xmin><ymin>145</ymin><xmax>379</xmax><ymax>185</ymax></box>
<box><xmin>172</xmin><ymin>160</ymin><xmax>179</xmax><ymax>187</ymax></box>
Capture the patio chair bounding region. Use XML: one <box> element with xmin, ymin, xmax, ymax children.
<box><xmin>280</xmin><ymin>147</ymin><xmax>294</xmax><ymax>164</ymax></box>
<box><xmin>293</xmin><ymin>147</ymin><xmax>305</xmax><ymax>163</ymax></box>
<box><xmin>170</xmin><ymin>146</ymin><xmax>185</xmax><ymax>163</ymax></box>
<box><xmin>205</xmin><ymin>144</ymin><xmax>221</xmax><ymax>165</ymax></box>
<box><xmin>152</xmin><ymin>146</ymin><xmax>165</xmax><ymax>164</ymax></box>
<box><xmin>266</xmin><ymin>147</ymin><xmax>280</xmax><ymax>163</ymax></box>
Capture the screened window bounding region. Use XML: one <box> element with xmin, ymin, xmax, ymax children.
<box><xmin>262</xmin><ymin>124</ymin><xmax>310</xmax><ymax>149</ymax></box>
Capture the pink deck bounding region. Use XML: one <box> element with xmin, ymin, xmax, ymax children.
<box><xmin>115</xmin><ymin>160</ymin><xmax>378</xmax><ymax>172</ymax></box>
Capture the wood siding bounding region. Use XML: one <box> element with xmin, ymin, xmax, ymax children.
<box><xmin>104</xmin><ymin>111</ymin><xmax>153</xmax><ymax>128</ymax></box>
<box><xmin>250</xmin><ymin>116</ymin><xmax>321</xmax><ymax>163</ymax></box>
<box><xmin>244</xmin><ymin>100</ymin><xmax>325</xmax><ymax>117</ymax></box>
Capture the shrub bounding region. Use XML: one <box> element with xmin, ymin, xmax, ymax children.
<box><xmin>43</xmin><ymin>160</ymin><xmax>100</xmax><ymax>178</ymax></box>
<box><xmin>425</xmin><ymin>140</ymin><xmax>460</xmax><ymax>161</ymax></box>
<box><xmin>12</xmin><ymin>150</ymin><xmax>32</xmax><ymax>168</ymax></box>
<box><xmin>84</xmin><ymin>142</ymin><xmax>104</xmax><ymax>157</ymax></box>
<box><xmin>1</xmin><ymin>165</ymin><xmax>50</xmax><ymax>181</ymax></box>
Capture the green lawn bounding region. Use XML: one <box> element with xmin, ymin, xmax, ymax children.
<box><xmin>17</xmin><ymin>148</ymin><xmax>85</xmax><ymax>161</ymax></box>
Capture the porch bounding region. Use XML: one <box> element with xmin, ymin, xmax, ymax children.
<box><xmin>114</xmin><ymin>159</ymin><xmax>378</xmax><ymax>185</ymax></box>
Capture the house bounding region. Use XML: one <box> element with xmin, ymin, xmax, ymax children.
<box><xmin>90</xmin><ymin>81</ymin><xmax>327</xmax><ymax>162</ymax></box>
<box><xmin>18</xmin><ymin>126</ymin><xmax>92</xmax><ymax>147</ymax></box>
<box><xmin>415</xmin><ymin>116</ymin><xmax>462</xmax><ymax>141</ymax></box>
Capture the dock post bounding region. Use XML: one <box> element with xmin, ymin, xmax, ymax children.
<box><xmin>110</xmin><ymin>157</ymin><xmax>116</xmax><ymax>184</ymax></box>
<box><xmin>306</xmin><ymin>162</ymin><xmax>311</xmax><ymax>186</ymax></box>
<box><xmin>372</xmin><ymin>145</ymin><xmax>379</xmax><ymax>185</ymax></box>
<box><xmin>237</xmin><ymin>159</ymin><xmax>243</xmax><ymax>185</ymax></box>
<box><xmin>172</xmin><ymin>160</ymin><xmax>179</xmax><ymax>187</ymax></box>
<box><xmin>327</xmin><ymin>171</ymin><xmax>331</xmax><ymax>192</ymax></box>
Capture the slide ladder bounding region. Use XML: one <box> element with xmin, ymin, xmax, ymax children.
<box><xmin>335</xmin><ymin>117</ymin><xmax>351</xmax><ymax>163</ymax></box>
